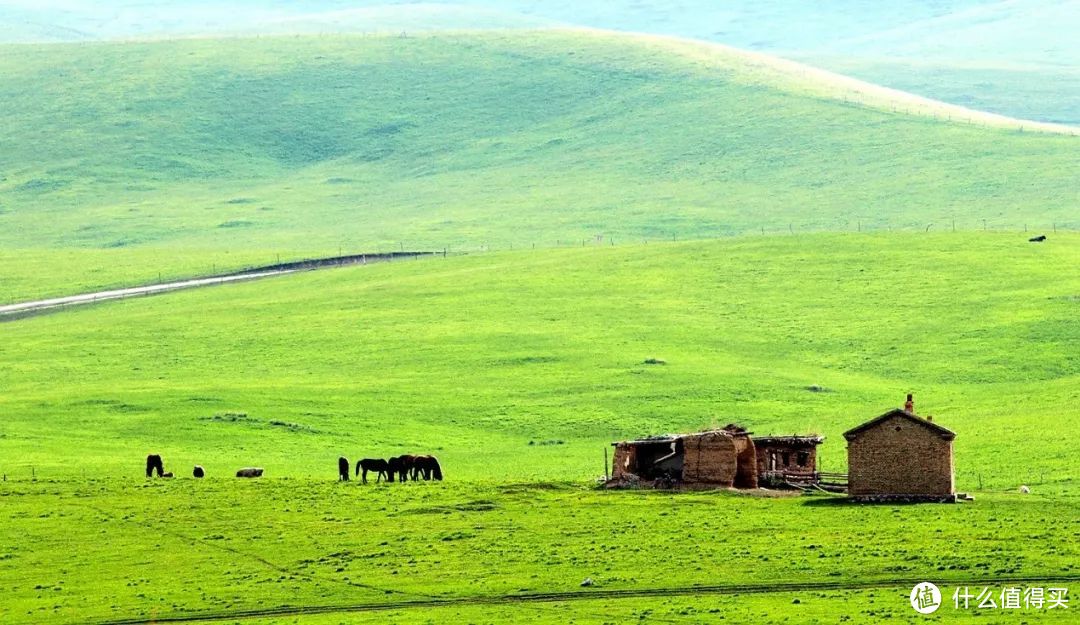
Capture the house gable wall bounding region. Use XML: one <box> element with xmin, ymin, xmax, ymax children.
<box><xmin>847</xmin><ymin>414</ymin><xmax>954</xmax><ymax>496</ymax></box>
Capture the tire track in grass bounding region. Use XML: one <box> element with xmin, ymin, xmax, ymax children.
<box><xmin>90</xmin><ymin>573</ymin><xmax>1080</xmax><ymax>625</ymax></box>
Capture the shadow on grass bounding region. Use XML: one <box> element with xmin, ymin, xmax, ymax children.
<box><xmin>801</xmin><ymin>495</ymin><xmax>956</xmax><ymax>507</ymax></box>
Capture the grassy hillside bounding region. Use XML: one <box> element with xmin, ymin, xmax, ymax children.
<box><xmin>2</xmin><ymin>233</ymin><xmax>1079</xmax><ymax>624</ymax></box>
<box><xmin>2</xmin><ymin>234</ymin><xmax>1077</xmax><ymax>487</ymax></box>
<box><xmin>1</xmin><ymin>31</ymin><xmax>1077</xmax><ymax>299</ymax></box>
<box><xmin>798</xmin><ymin>56</ymin><xmax>1080</xmax><ymax>126</ymax></box>
<box><xmin>5</xmin><ymin>1</ymin><xmax>1076</xmax><ymax>124</ymax></box>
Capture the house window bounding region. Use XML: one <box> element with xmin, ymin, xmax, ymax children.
<box><xmin>781</xmin><ymin>452</ymin><xmax>791</xmax><ymax>466</ymax></box>
<box><xmin>796</xmin><ymin>452</ymin><xmax>809</xmax><ymax>467</ymax></box>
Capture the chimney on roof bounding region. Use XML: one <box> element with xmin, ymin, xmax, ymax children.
<box><xmin>904</xmin><ymin>393</ymin><xmax>914</xmax><ymax>414</ymax></box>
<box><xmin>927</xmin><ymin>415</ymin><xmax>933</xmax><ymax>422</ymax></box>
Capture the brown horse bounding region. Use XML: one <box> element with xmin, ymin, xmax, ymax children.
<box><xmin>412</xmin><ymin>455</ymin><xmax>443</xmax><ymax>481</ymax></box>
<box><xmin>356</xmin><ymin>458</ymin><xmax>389</xmax><ymax>484</ymax></box>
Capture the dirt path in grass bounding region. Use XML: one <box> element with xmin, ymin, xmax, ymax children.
<box><xmin>0</xmin><ymin>251</ymin><xmax>435</xmax><ymax>321</ymax></box>
<box><xmin>0</xmin><ymin>270</ymin><xmax>296</xmax><ymax>319</ymax></box>
<box><xmin>91</xmin><ymin>573</ymin><xmax>1080</xmax><ymax>625</ymax></box>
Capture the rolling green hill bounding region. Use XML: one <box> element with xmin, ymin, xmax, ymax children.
<box><xmin>1</xmin><ymin>30</ymin><xmax>1076</xmax><ymax>300</ymax></box>
<box><xmin>5</xmin><ymin>1</ymin><xmax>1077</xmax><ymax>124</ymax></box>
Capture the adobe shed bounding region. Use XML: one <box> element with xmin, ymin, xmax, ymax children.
<box><xmin>611</xmin><ymin>427</ymin><xmax>758</xmax><ymax>489</ymax></box>
<box><xmin>753</xmin><ymin>435</ymin><xmax>825</xmax><ymax>485</ymax></box>
<box><xmin>843</xmin><ymin>404</ymin><xmax>956</xmax><ymax>502</ymax></box>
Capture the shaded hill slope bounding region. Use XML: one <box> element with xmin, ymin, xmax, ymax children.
<box><xmin>1</xmin><ymin>30</ymin><xmax>1076</xmax><ymax>298</ymax></box>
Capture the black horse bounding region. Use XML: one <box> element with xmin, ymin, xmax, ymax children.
<box><xmin>338</xmin><ymin>457</ymin><xmax>350</xmax><ymax>481</ymax></box>
<box><xmin>145</xmin><ymin>454</ymin><xmax>164</xmax><ymax>478</ymax></box>
<box><xmin>387</xmin><ymin>455</ymin><xmax>418</xmax><ymax>483</ymax></box>
<box><xmin>356</xmin><ymin>458</ymin><xmax>389</xmax><ymax>484</ymax></box>
<box><xmin>412</xmin><ymin>455</ymin><xmax>443</xmax><ymax>481</ymax></box>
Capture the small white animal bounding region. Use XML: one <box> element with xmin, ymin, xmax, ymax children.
<box><xmin>1019</xmin><ymin>485</ymin><xmax>1030</xmax><ymax>494</ymax></box>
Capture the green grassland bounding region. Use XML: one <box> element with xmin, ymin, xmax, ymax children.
<box><xmin>3</xmin><ymin>173</ymin><xmax>1078</xmax><ymax>624</ymax></box>
<box><xmin>1</xmin><ymin>30</ymin><xmax>1077</xmax><ymax>299</ymax></box>
<box><xmin>2</xmin><ymin>21</ymin><xmax>1079</xmax><ymax>625</ymax></box>
<box><xmin>795</xmin><ymin>56</ymin><xmax>1080</xmax><ymax>126</ymax></box>
<box><xmin>2</xmin><ymin>234</ymin><xmax>1077</xmax><ymax>486</ymax></box>
<box><xmin>2</xmin><ymin>479</ymin><xmax>1077</xmax><ymax>624</ymax></box>
<box><xmin>6</xmin><ymin>1</ymin><xmax>1077</xmax><ymax>125</ymax></box>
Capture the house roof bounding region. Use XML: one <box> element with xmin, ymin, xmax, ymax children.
<box><xmin>612</xmin><ymin>429</ymin><xmax>751</xmax><ymax>447</ymax></box>
<box><xmin>843</xmin><ymin>408</ymin><xmax>955</xmax><ymax>441</ymax></box>
<box><xmin>752</xmin><ymin>435</ymin><xmax>824</xmax><ymax>446</ymax></box>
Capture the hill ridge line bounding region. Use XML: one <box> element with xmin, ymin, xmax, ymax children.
<box><xmin>566</xmin><ymin>27</ymin><xmax>1079</xmax><ymax>136</ymax></box>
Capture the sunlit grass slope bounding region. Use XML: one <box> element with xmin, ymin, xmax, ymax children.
<box><xmin>0</xmin><ymin>30</ymin><xmax>1076</xmax><ymax>298</ymax></box>
<box><xmin>1</xmin><ymin>234</ymin><xmax>1077</xmax><ymax>488</ymax></box>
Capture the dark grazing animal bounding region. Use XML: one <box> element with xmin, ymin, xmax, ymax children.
<box><xmin>236</xmin><ymin>467</ymin><xmax>264</xmax><ymax>478</ymax></box>
<box><xmin>161</xmin><ymin>472</ymin><xmax>174</xmax><ymax>478</ymax></box>
<box><xmin>356</xmin><ymin>458</ymin><xmax>389</xmax><ymax>484</ymax></box>
<box><xmin>145</xmin><ymin>454</ymin><xmax>164</xmax><ymax>478</ymax></box>
<box><xmin>412</xmin><ymin>455</ymin><xmax>444</xmax><ymax>481</ymax></box>
<box><xmin>338</xmin><ymin>456</ymin><xmax>350</xmax><ymax>481</ymax></box>
<box><xmin>1029</xmin><ymin>235</ymin><xmax>1047</xmax><ymax>242</ymax></box>
<box><xmin>193</xmin><ymin>465</ymin><xmax>205</xmax><ymax>478</ymax></box>
<box><xmin>387</xmin><ymin>455</ymin><xmax>418</xmax><ymax>483</ymax></box>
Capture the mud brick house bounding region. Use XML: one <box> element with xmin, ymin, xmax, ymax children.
<box><xmin>611</xmin><ymin>426</ymin><xmax>758</xmax><ymax>489</ymax></box>
<box><xmin>754</xmin><ymin>435</ymin><xmax>825</xmax><ymax>485</ymax></box>
<box><xmin>610</xmin><ymin>426</ymin><xmax>825</xmax><ymax>489</ymax></box>
<box><xmin>844</xmin><ymin>400</ymin><xmax>956</xmax><ymax>502</ymax></box>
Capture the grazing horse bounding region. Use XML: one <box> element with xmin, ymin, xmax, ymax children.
<box><xmin>356</xmin><ymin>458</ymin><xmax>389</xmax><ymax>484</ymax></box>
<box><xmin>412</xmin><ymin>455</ymin><xmax>444</xmax><ymax>481</ymax></box>
<box><xmin>338</xmin><ymin>456</ymin><xmax>350</xmax><ymax>481</ymax></box>
<box><xmin>387</xmin><ymin>455</ymin><xmax>417</xmax><ymax>483</ymax></box>
<box><xmin>1029</xmin><ymin>235</ymin><xmax>1047</xmax><ymax>242</ymax></box>
<box><xmin>145</xmin><ymin>454</ymin><xmax>164</xmax><ymax>478</ymax></box>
